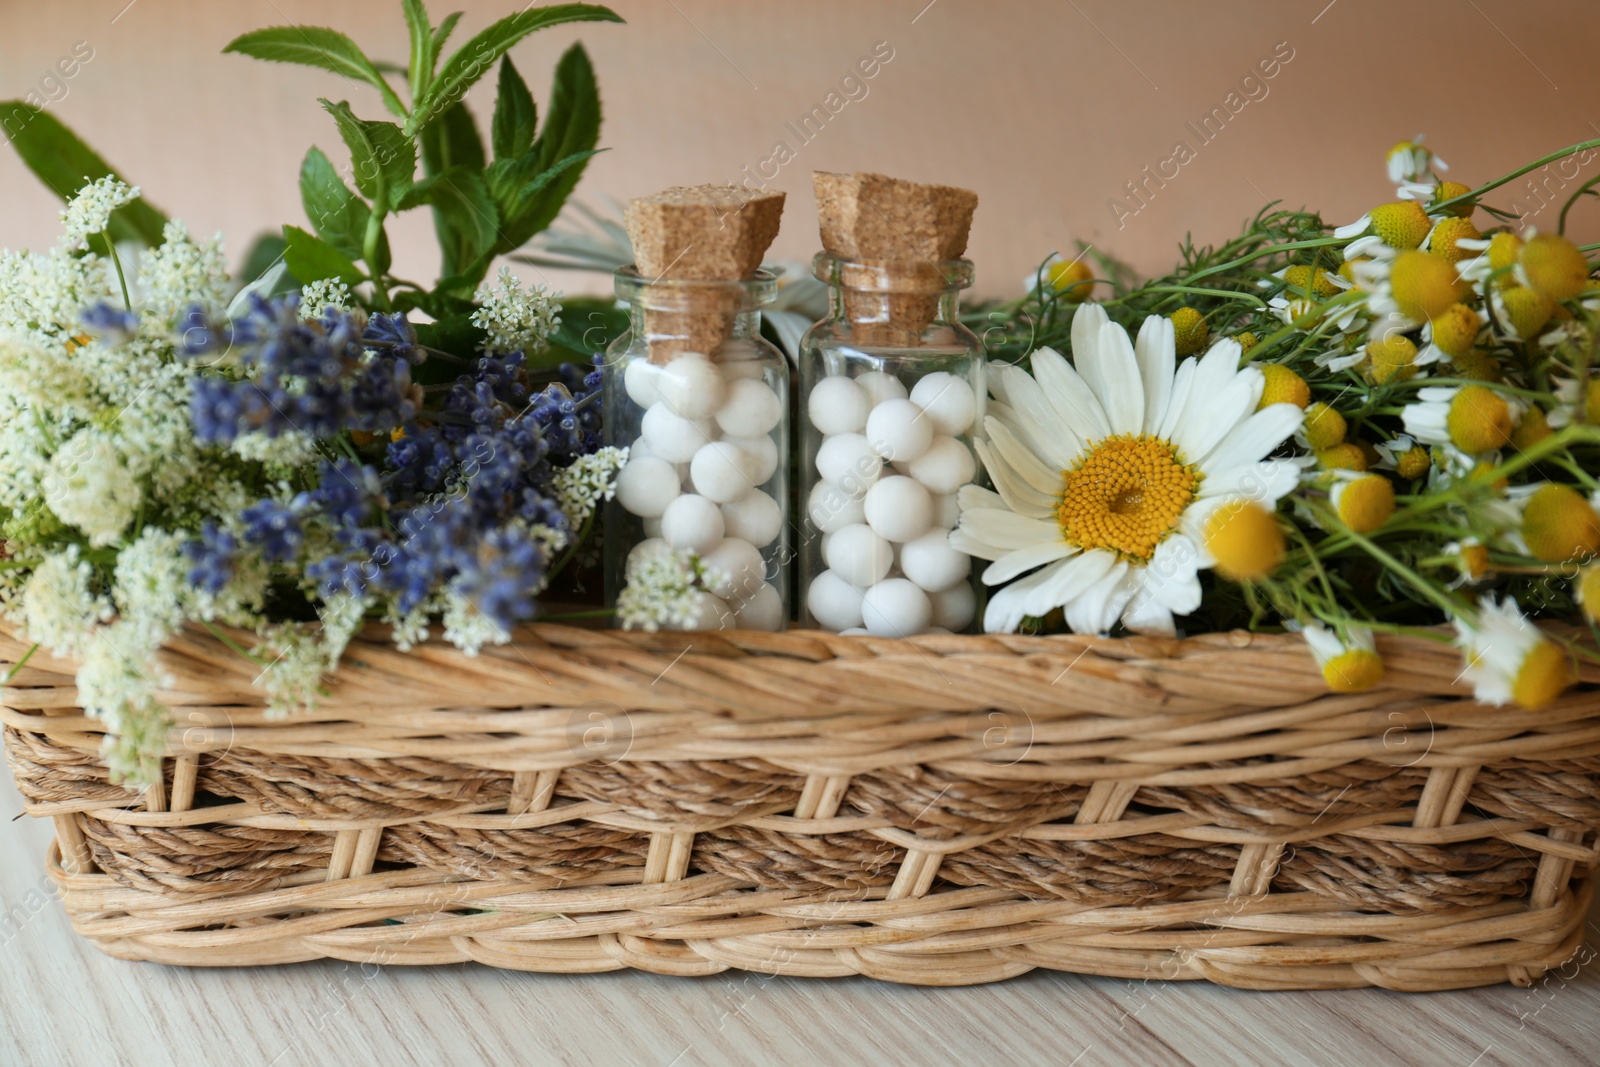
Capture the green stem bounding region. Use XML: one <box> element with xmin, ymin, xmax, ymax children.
<box><xmin>201</xmin><ymin>621</ymin><xmax>269</xmax><ymax>668</ymax></box>
<box><xmin>4</xmin><ymin>642</ymin><xmax>40</xmax><ymax>683</ymax></box>
<box><xmin>538</xmin><ymin>608</ymin><xmax>613</xmax><ymax>622</ymax></box>
<box><xmin>363</xmin><ymin>205</ymin><xmax>392</xmax><ymax>312</ymax></box>
<box><xmin>101</xmin><ymin>231</ymin><xmax>131</xmax><ymax>311</ymax></box>
<box><xmin>1433</xmin><ymin>137</ymin><xmax>1600</xmax><ymax>215</ymax></box>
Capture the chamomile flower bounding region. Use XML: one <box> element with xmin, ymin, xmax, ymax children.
<box><xmin>1387</xmin><ymin>136</ymin><xmax>1447</xmax><ymax>184</ymax></box>
<box><xmin>1297</xmin><ymin>621</ymin><xmax>1384</xmax><ymax>693</ymax></box>
<box><xmin>1328</xmin><ymin>471</ymin><xmax>1396</xmax><ymax>533</ymax></box>
<box><xmin>1027</xmin><ymin>251</ymin><xmax>1096</xmax><ymax>301</ymax></box>
<box><xmin>1453</xmin><ymin>596</ymin><xmax>1574</xmax><ymax>710</ymax></box>
<box><xmin>1402</xmin><ymin>385</ymin><xmax>1522</xmax><ymax>454</ymax></box>
<box><xmin>1372</xmin><ymin>433</ymin><xmax>1431</xmax><ymax>478</ymax></box>
<box><xmin>1418</xmin><ymin>302</ymin><xmax>1483</xmax><ymax>365</ymax></box>
<box><xmin>1547</xmin><ymin>376</ymin><xmax>1600</xmax><ymax>429</ymax></box>
<box><xmin>1515</xmin><ymin>231</ymin><xmax>1592</xmax><ymax>302</ymax></box>
<box><xmin>954</xmin><ymin>304</ymin><xmax>1304</xmax><ymax>635</ymax></box>
<box><xmin>1336</xmin><ymin>201</ymin><xmax>1433</xmax><ymax>260</ymax></box>
<box><xmin>1576</xmin><ymin>564</ymin><xmax>1600</xmax><ymax>623</ymax></box>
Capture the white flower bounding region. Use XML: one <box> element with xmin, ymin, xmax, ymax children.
<box><xmin>42</xmin><ymin>428</ymin><xmax>141</xmax><ymax>546</ymax></box>
<box><xmin>471</xmin><ymin>267</ymin><xmax>561</xmax><ymax>354</ymax></box>
<box><xmin>1387</xmin><ymin>136</ymin><xmax>1446</xmax><ymax>185</ymax></box>
<box><xmin>138</xmin><ymin>220</ymin><xmax>228</xmax><ymax>322</ymax></box>
<box><xmin>1453</xmin><ymin>596</ymin><xmax>1571</xmax><ymax>709</ymax></box>
<box><xmin>553</xmin><ymin>446</ymin><xmax>628</xmax><ymax>532</ymax></box>
<box><xmin>298</xmin><ymin>278</ymin><xmax>353</xmax><ymax>320</ymax></box>
<box><xmin>1402</xmin><ymin>385</ymin><xmax>1524</xmax><ymax>454</ymax></box>
<box><xmin>112</xmin><ymin>527</ymin><xmax>188</xmax><ymax>635</ymax></box>
<box><xmin>1295</xmin><ymin>620</ymin><xmax>1383</xmax><ymax>692</ymax></box>
<box><xmin>20</xmin><ymin>546</ymin><xmax>112</xmax><ymax>657</ymax></box>
<box><xmin>616</xmin><ymin>545</ymin><xmax>731</xmax><ymax>632</ymax></box>
<box><xmin>441</xmin><ymin>590</ymin><xmax>511</xmax><ymax>654</ymax></box>
<box><xmin>954</xmin><ymin>303</ymin><xmax>1304</xmax><ymax>635</ymax></box>
<box><xmin>59</xmin><ymin>177</ymin><xmax>139</xmax><ymax>250</ymax></box>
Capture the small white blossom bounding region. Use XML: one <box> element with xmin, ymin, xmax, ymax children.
<box><xmin>298</xmin><ymin>279</ymin><xmax>353</xmax><ymax>320</ymax></box>
<box><xmin>470</xmin><ymin>267</ymin><xmax>561</xmax><ymax>353</ymax></box>
<box><xmin>20</xmin><ymin>546</ymin><xmax>112</xmax><ymax>658</ymax></box>
<box><xmin>113</xmin><ymin>527</ymin><xmax>188</xmax><ymax>635</ymax></box>
<box><xmin>41</xmin><ymin>428</ymin><xmax>141</xmax><ymax>547</ymax></box>
<box><xmin>138</xmin><ymin>220</ymin><xmax>228</xmax><ymax>322</ymax></box>
<box><xmin>441</xmin><ymin>590</ymin><xmax>511</xmax><ymax>654</ymax></box>
<box><xmin>616</xmin><ymin>546</ymin><xmax>731</xmax><ymax>632</ymax></box>
<box><xmin>59</xmin><ymin>177</ymin><xmax>139</xmax><ymax>250</ymax></box>
<box><xmin>553</xmin><ymin>446</ymin><xmax>628</xmax><ymax>531</ymax></box>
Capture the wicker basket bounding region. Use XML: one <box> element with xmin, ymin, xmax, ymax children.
<box><xmin>3</xmin><ymin>620</ymin><xmax>1598</xmax><ymax>990</ymax></box>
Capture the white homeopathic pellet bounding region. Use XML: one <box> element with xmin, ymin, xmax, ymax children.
<box><xmin>722</xmin><ymin>433</ymin><xmax>778</xmax><ymax>484</ymax></box>
<box><xmin>720</xmin><ymin>489</ymin><xmax>783</xmax><ymax>547</ymax></box>
<box><xmin>854</xmin><ymin>369</ymin><xmax>908</xmax><ymax>405</ymax></box>
<box><xmin>615</xmin><ymin>456</ymin><xmax>681</xmax><ymax>517</ymax></box>
<box><xmin>932</xmin><ymin>492</ymin><xmax>961</xmax><ymax>528</ymax></box>
<box><xmin>678</xmin><ymin>589</ymin><xmax>733</xmax><ymax>631</ymax></box>
<box><xmin>906</xmin><ymin>435</ymin><xmax>976</xmax><ymax>495</ymax></box>
<box><xmin>815</xmin><ymin>432</ymin><xmax>882</xmax><ymax>486</ymax></box>
<box><xmin>654</xmin><ymin>353</ymin><xmax>726</xmax><ymax>419</ymax></box>
<box><xmin>734</xmin><ymin>581</ymin><xmax>784</xmax><ymax>631</ymax></box>
<box><xmin>807</xmin><ymin>569</ymin><xmax>865</xmax><ymax>631</ymax></box>
<box><xmin>863</xmin><ymin>475</ymin><xmax>932</xmax><ymax>542</ymax></box>
<box><xmin>701</xmin><ymin>537</ymin><xmax>766</xmax><ymax>601</ymax></box>
<box><xmin>623</xmin><ymin>358</ymin><xmax>662</xmax><ymax>409</ymax></box>
<box><xmin>898</xmin><ymin>528</ymin><xmax>969</xmax><ymax>591</ymax></box>
<box><xmin>865</xmin><ymin>398</ymin><xmax>933</xmax><ymax>462</ymax></box>
<box><xmin>641</xmin><ymin>403</ymin><xmax>714</xmax><ymax>463</ymax></box>
<box><xmin>660</xmin><ymin>494</ymin><xmax>725</xmax><ymax>553</ymax></box>
<box><xmin>824</xmin><ymin>523</ymin><xmax>893</xmax><ymax>588</ymax></box>
<box><xmin>690</xmin><ymin>441</ymin><xmax>760</xmax><ymax>503</ymax></box>
<box><xmin>807</xmin><ymin>375</ymin><xmax>870</xmax><ymax>435</ymax></box>
<box><xmin>808</xmin><ymin>479</ymin><xmax>867</xmax><ymax>533</ymax></box>
<box><xmin>909</xmin><ymin>372</ymin><xmax>976</xmax><ymax>436</ymax></box>
<box><xmin>625</xmin><ymin>536</ymin><xmax>672</xmax><ymax>574</ymax></box>
<box><xmin>714</xmin><ymin>378</ymin><xmax>783</xmax><ymax>438</ymax></box>
<box><xmin>928</xmin><ymin>581</ymin><xmax>975</xmax><ymax>631</ymax></box>
<box><xmin>861</xmin><ymin>578</ymin><xmax>932</xmax><ymax>636</ymax></box>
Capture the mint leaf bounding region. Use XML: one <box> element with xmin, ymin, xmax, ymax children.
<box><xmin>282</xmin><ymin>224</ymin><xmax>365</xmax><ymax>286</ymax></box>
<box><xmin>409</xmin><ymin>4</ymin><xmax>621</xmax><ymax>135</ymax></box>
<box><xmin>491</xmin><ymin>56</ymin><xmax>537</xmax><ymax>160</ymax></box>
<box><xmin>432</xmin><ymin>12</ymin><xmax>463</xmax><ymax>57</ymax></box>
<box><xmin>319</xmin><ymin>99</ymin><xmax>416</xmax><ymax>205</ymax></box>
<box><xmin>0</xmin><ymin>101</ymin><xmax>167</xmax><ymax>246</ymax></box>
<box><xmin>401</xmin><ymin>0</ymin><xmax>433</xmax><ymax>101</ymax></box>
<box><xmin>299</xmin><ymin>146</ymin><xmax>371</xmax><ymax>258</ymax></box>
<box><xmin>420</xmin><ymin>100</ymin><xmax>484</xmax><ymax>175</ymax></box>
<box><xmin>398</xmin><ymin>167</ymin><xmax>499</xmax><ymax>272</ymax></box>
<box><xmin>497</xmin><ymin>149</ymin><xmax>603</xmax><ymax>251</ymax></box>
<box><xmin>514</xmin><ymin>43</ymin><xmax>603</xmax><ymax>238</ymax></box>
<box><xmin>224</xmin><ymin>27</ymin><xmax>407</xmax><ymax>119</ymax></box>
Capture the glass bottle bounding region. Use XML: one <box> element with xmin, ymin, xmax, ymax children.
<box><xmin>603</xmin><ymin>267</ymin><xmax>788</xmax><ymax>631</ymax></box>
<box><xmin>798</xmin><ymin>255</ymin><xmax>985</xmax><ymax>636</ymax></box>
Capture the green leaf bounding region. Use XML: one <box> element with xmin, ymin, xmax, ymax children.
<box><xmin>496</xmin><ymin>149</ymin><xmax>603</xmax><ymax>251</ymax></box>
<box><xmin>224</xmin><ymin>27</ymin><xmax>408</xmax><ymax>119</ymax></box>
<box><xmin>546</xmin><ymin>295</ymin><xmax>626</xmax><ymax>363</ymax></box>
<box><xmin>420</xmin><ymin>100</ymin><xmax>484</xmax><ymax>175</ymax></box>
<box><xmin>409</xmin><ymin>4</ymin><xmax>622</xmax><ymax>135</ymax></box>
<box><xmin>318</xmin><ymin>99</ymin><xmax>416</xmax><ymax>205</ymax></box>
<box><xmin>299</xmin><ymin>146</ymin><xmax>371</xmax><ymax>258</ymax></box>
<box><xmin>0</xmin><ymin>101</ymin><xmax>167</xmax><ymax>246</ymax></box>
<box><xmin>432</xmin><ymin>12</ymin><xmax>463</xmax><ymax>56</ymax></box>
<box><xmin>282</xmin><ymin>224</ymin><xmax>364</xmax><ymax>286</ymax></box>
<box><xmin>239</xmin><ymin>233</ymin><xmax>289</xmax><ymax>285</ymax></box>
<box><xmin>414</xmin><ymin>312</ymin><xmax>486</xmax><ymax>369</ymax></box>
<box><xmin>395</xmin><ymin>167</ymin><xmax>499</xmax><ymax>268</ymax></box>
<box><xmin>491</xmin><ymin>56</ymin><xmax>537</xmax><ymax>161</ymax></box>
<box><xmin>401</xmin><ymin>0</ymin><xmax>433</xmax><ymax>102</ymax></box>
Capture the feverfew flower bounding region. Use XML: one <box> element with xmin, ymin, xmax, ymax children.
<box><xmin>1453</xmin><ymin>596</ymin><xmax>1574</xmax><ymax>710</ymax></box>
<box><xmin>59</xmin><ymin>176</ymin><xmax>139</xmax><ymax>250</ymax></box>
<box><xmin>41</xmin><ymin>428</ymin><xmax>141</xmax><ymax>546</ymax></box>
<box><xmin>1297</xmin><ymin>621</ymin><xmax>1384</xmax><ymax>692</ymax></box>
<box><xmin>471</xmin><ymin>267</ymin><xmax>561</xmax><ymax>353</ymax></box>
<box><xmin>298</xmin><ymin>279</ymin><xmax>353</xmax><ymax>320</ymax></box>
<box><xmin>553</xmin><ymin>445</ymin><xmax>628</xmax><ymax>530</ymax></box>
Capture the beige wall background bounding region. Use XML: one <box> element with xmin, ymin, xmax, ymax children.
<box><xmin>3</xmin><ymin>0</ymin><xmax>1598</xmax><ymax>300</ymax></box>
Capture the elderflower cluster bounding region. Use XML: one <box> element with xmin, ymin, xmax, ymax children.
<box><xmin>616</xmin><ymin>547</ymin><xmax>731</xmax><ymax>632</ymax></box>
<box><xmin>552</xmin><ymin>445</ymin><xmax>628</xmax><ymax>530</ymax></box>
<box><xmin>298</xmin><ymin>278</ymin><xmax>353</xmax><ymax>320</ymax></box>
<box><xmin>470</xmin><ymin>266</ymin><xmax>561</xmax><ymax>353</ymax></box>
<box><xmin>58</xmin><ymin>176</ymin><xmax>138</xmax><ymax>250</ymax></box>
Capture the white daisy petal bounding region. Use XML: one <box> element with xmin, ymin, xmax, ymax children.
<box><xmin>1197</xmin><ymin>458</ymin><xmax>1304</xmax><ymax>504</ymax></box>
<box><xmin>1135</xmin><ymin>314</ymin><xmax>1175</xmax><ymax>433</ymax></box>
<box><xmin>957</xmin><ymin>484</ymin><xmax>1005</xmax><ymax>512</ymax></box>
<box><xmin>975</xmin><ymin>438</ymin><xmax>1057</xmax><ymax>519</ymax></box>
<box><xmin>1146</xmin><ymin>535</ymin><xmax>1202</xmax><ymax>613</ymax></box>
<box><xmin>1199</xmin><ymin>402</ymin><xmax>1303</xmax><ymax>474</ymax></box>
<box><xmin>982</xmin><ymin>561</ymin><xmax>1064</xmax><ymax>633</ymax></box>
<box><xmin>1176</xmin><ymin>367</ymin><xmax>1261</xmax><ymax>461</ymax></box>
<box><xmin>1156</xmin><ymin>357</ymin><xmax>1199</xmax><ymax>441</ymax></box>
<box><xmin>1070</xmin><ymin>302</ymin><xmax>1110</xmax><ymax>365</ymax></box>
<box><xmin>1121</xmin><ymin>590</ymin><xmax>1176</xmax><ymax>636</ymax></box>
<box><xmin>1030</xmin><ymin>346</ymin><xmax>1109</xmax><ymax>444</ymax></box>
<box><xmin>1083</xmin><ymin>320</ymin><xmax>1144</xmax><ymax>433</ymax></box>
<box><xmin>1063</xmin><ymin>558</ymin><xmax>1132</xmax><ymax>634</ymax></box>
<box><xmin>998</xmin><ymin>364</ymin><xmax>1081</xmax><ymax>470</ymax></box>
<box><xmin>983</xmin><ymin>539</ymin><xmax>1077</xmax><ymax>584</ymax></box>
<box><xmin>986</xmin><ymin>418</ymin><xmax>1067</xmax><ymax>497</ymax></box>
<box><xmin>960</xmin><ymin>507</ymin><xmax>1061</xmax><ymax>554</ymax></box>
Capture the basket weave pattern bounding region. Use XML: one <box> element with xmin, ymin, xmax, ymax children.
<box><xmin>3</xmin><ymin>622</ymin><xmax>1598</xmax><ymax>989</ymax></box>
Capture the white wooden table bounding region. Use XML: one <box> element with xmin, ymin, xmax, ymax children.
<box><xmin>4</xmin><ymin>776</ymin><xmax>1596</xmax><ymax>1067</ymax></box>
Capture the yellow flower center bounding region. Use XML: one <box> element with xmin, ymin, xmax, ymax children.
<box><xmin>1431</xmin><ymin>181</ymin><xmax>1475</xmax><ymax>218</ymax></box>
<box><xmin>1258</xmin><ymin>364</ymin><xmax>1310</xmax><ymax>409</ymax></box>
<box><xmin>1058</xmin><ymin>434</ymin><xmax>1200</xmax><ymax>562</ymax></box>
<box><xmin>1335</xmin><ymin>474</ymin><xmax>1396</xmax><ymax>532</ymax></box>
<box><xmin>1578</xmin><ymin>564</ymin><xmax>1600</xmax><ymax>623</ymax></box>
<box><xmin>1046</xmin><ymin>257</ymin><xmax>1095</xmax><ymax>300</ymax></box>
<box><xmin>1283</xmin><ymin>265</ymin><xmax>1341</xmax><ymax>299</ymax></box>
<box><xmin>1369</xmin><ymin>201</ymin><xmax>1432</xmax><ymax>250</ymax></box>
<box><xmin>1450</xmin><ymin>348</ymin><xmax>1501</xmax><ymax>382</ymax></box>
<box><xmin>1501</xmin><ymin>286</ymin><xmax>1556</xmax><ymax>339</ymax></box>
<box><xmin>1390</xmin><ymin>250</ymin><xmax>1465</xmax><ymax>321</ymax></box>
<box><xmin>1396</xmin><ymin>445</ymin><xmax>1432</xmax><ymax>479</ymax></box>
<box><xmin>1303</xmin><ymin>401</ymin><xmax>1347</xmax><ymax>450</ymax></box>
<box><xmin>1510</xmin><ymin>404</ymin><xmax>1552</xmax><ymax>450</ymax></box>
<box><xmin>1446</xmin><ymin>386</ymin><xmax>1513</xmax><ymax>453</ymax></box>
<box><xmin>1521</xmin><ymin>233</ymin><xmax>1591</xmax><ymax>302</ymax></box>
<box><xmin>1458</xmin><ymin>542</ymin><xmax>1490</xmax><ymax>580</ymax></box>
<box><xmin>1486</xmin><ymin>231</ymin><xmax>1525</xmax><ymax>288</ymax></box>
<box><xmin>1169</xmin><ymin>307</ymin><xmax>1209</xmax><ymax>356</ymax></box>
<box><xmin>1339</xmin><ymin>257</ymin><xmax>1369</xmax><ymax>284</ymax></box>
<box><xmin>1236</xmin><ymin>331</ymin><xmax>1259</xmax><ymax>353</ymax></box>
<box><xmin>1323</xmin><ymin>648</ymin><xmax>1385</xmax><ymax>692</ymax></box>
<box><xmin>1366</xmin><ymin>334</ymin><xmax>1420</xmax><ymax>384</ymax></box>
<box><xmin>1427</xmin><ymin>217</ymin><xmax>1481</xmax><ymax>263</ymax></box>
<box><xmin>1511</xmin><ymin>641</ymin><xmax>1575</xmax><ymax>710</ymax></box>
<box><xmin>1317</xmin><ymin>442</ymin><xmax>1368</xmax><ymax>471</ymax></box>
<box><xmin>1204</xmin><ymin>501</ymin><xmax>1284</xmax><ymax>581</ymax></box>
<box><xmin>1428</xmin><ymin>303</ymin><xmax>1480</xmax><ymax>358</ymax></box>
<box><xmin>1521</xmin><ymin>483</ymin><xmax>1600</xmax><ymax>563</ymax></box>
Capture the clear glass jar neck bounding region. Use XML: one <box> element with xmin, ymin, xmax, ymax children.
<box><xmin>813</xmin><ymin>252</ymin><xmax>972</xmax><ymax>327</ymax></box>
<box><xmin>614</xmin><ymin>266</ymin><xmax>777</xmax><ymax>357</ymax></box>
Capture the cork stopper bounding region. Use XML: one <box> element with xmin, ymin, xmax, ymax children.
<box><xmin>625</xmin><ymin>185</ymin><xmax>786</xmax><ymax>363</ymax></box>
<box><xmin>813</xmin><ymin>171</ymin><xmax>977</xmax><ymax>346</ymax></box>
